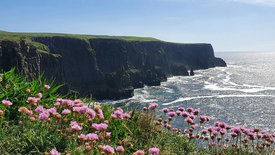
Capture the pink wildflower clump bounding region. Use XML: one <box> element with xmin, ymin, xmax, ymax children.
<box><xmin>35</xmin><ymin>106</ymin><xmax>45</xmax><ymax>113</ymax></box>
<box><xmin>44</xmin><ymin>85</ymin><xmax>50</xmax><ymax>91</ymax></box>
<box><xmin>148</xmin><ymin>103</ymin><xmax>158</xmax><ymax>111</ymax></box>
<box><xmin>50</xmin><ymin>148</ymin><xmax>61</xmax><ymax>155</ymax></box>
<box><xmin>85</xmin><ymin>133</ymin><xmax>99</xmax><ymax>141</ymax></box>
<box><xmin>27</xmin><ymin>97</ymin><xmax>37</xmax><ymax>104</ymax></box>
<box><xmin>62</xmin><ymin>109</ymin><xmax>71</xmax><ymax>115</ymax></box>
<box><xmin>39</xmin><ymin>111</ymin><xmax>50</xmax><ymax>121</ymax></box>
<box><xmin>149</xmin><ymin>147</ymin><xmax>160</xmax><ymax>155</ymax></box>
<box><xmin>103</xmin><ymin>145</ymin><xmax>115</xmax><ymax>154</ymax></box>
<box><xmin>36</xmin><ymin>93</ymin><xmax>43</xmax><ymax>98</ymax></box>
<box><xmin>97</xmin><ymin>109</ymin><xmax>104</xmax><ymax>120</ymax></box>
<box><xmin>168</xmin><ymin>111</ymin><xmax>176</xmax><ymax>117</ymax></box>
<box><xmin>2</xmin><ymin>100</ymin><xmax>12</xmax><ymax>106</ymax></box>
<box><xmin>116</xmin><ymin>146</ymin><xmax>124</xmax><ymax>153</ymax></box>
<box><xmin>135</xmin><ymin>150</ymin><xmax>145</xmax><ymax>155</ymax></box>
<box><xmin>92</xmin><ymin>123</ymin><xmax>108</xmax><ymax>131</ymax></box>
<box><xmin>26</xmin><ymin>110</ymin><xmax>33</xmax><ymax>116</ymax></box>
<box><xmin>70</xmin><ymin>121</ymin><xmax>82</xmax><ymax>131</ymax></box>
<box><xmin>18</xmin><ymin>107</ymin><xmax>28</xmax><ymax>114</ymax></box>
<box><xmin>163</xmin><ymin>108</ymin><xmax>169</xmax><ymax>113</ymax></box>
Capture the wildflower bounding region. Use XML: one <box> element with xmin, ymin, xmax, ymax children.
<box><xmin>26</xmin><ymin>110</ymin><xmax>33</xmax><ymax>116</ymax></box>
<box><xmin>27</xmin><ymin>97</ymin><xmax>37</xmax><ymax>104</ymax></box>
<box><xmin>149</xmin><ymin>147</ymin><xmax>159</xmax><ymax>155</ymax></box>
<box><xmin>39</xmin><ymin>111</ymin><xmax>50</xmax><ymax>121</ymax></box>
<box><xmin>78</xmin><ymin>134</ymin><xmax>86</xmax><ymax>141</ymax></box>
<box><xmin>44</xmin><ymin>85</ymin><xmax>50</xmax><ymax>91</ymax></box>
<box><xmin>193</xmin><ymin>109</ymin><xmax>199</xmax><ymax>115</ymax></box>
<box><xmin>54</xmin><ymin>102</ymin><xmax>60</xmax><ymax>108</ymax></box>
<box><xmin>220</xmin><ymin>129</ymin><xmax>227</xmax><ymax>135</ymax></box>
<box><xmin>86</xmin><ymin>133</ymin><xmax>99</xmax><ymax>141</ymax></box>
<box><xmin>106</xmin><ymin>132</ymin><xmax>111</xmax><ymax>139</ymax></box>
<box><xmin>103</xmin><ymin>145</ymin><xmax>115</xmax><ymax>154</ymax></box>
<box><xmin>26</xmin><ymin>89</ymin><xmax>31</xmax><ymax>94</ymax></box>
<box><xmin>47</xmin><ymin>108</ymin><xmax>57</xmax><ymax>115</ymax></box>
<box><xmin>50</xmin><ymin>148</ymin><xmax>61</xmax><ymax>155</ymax></box>
<box><xmin>35</xmin><ymin>106</ymin><xmax>44</xmax><ymax>113</ymax></box>
<box><xmin>231</xmin><ymin>132</ymin><xmax>238</xmax><ymax>137</ymax></box>
<box><xmin>163</xmin><ymin>108</ymin><xmax>169</xmax><ymax>113</ymax></box>
<box><xmin>97</xmin><ymin>109</ymin><xmax>104</xmax><ymax>120</ymax></box>
<box><xmin>71</xmin><ymin>124</ymin><xmax>82</xmax><ymax>131</ymax></box>
<box><xmin>186</xmin><ymin>107</ymin><xmax>193</xmax><ymax>113</ymax></box>
<box><xmin>189</xmin><ymin>114</ymin><xmax>195</xmax><ymax>120</ymax></box>
<box><xmin>219</xmin><ymin>122</ymin><xmax>227</xmax><ymax>128</ymax></box>
<box><xmin>176</xmin><ymin>110</ymin><xmax>181</xmax><ymax>116</ymax></box>
<box><xmin>18</xmin><ymin>107</ymin><xmax>28</xmax><ymax>114</ymax></box>
<box><xmin>36</xmin><ymin>93</ymin><xmax>42</xmax><ymax>98</ymax></box>
<box><xmin>148</xmin><ymin>103</ymin><xmax>158</xmax><ymax>111</ymax></box>
<box><xmin>123</xmin><ymin>113</ymin><xmax>131</xmax><ymax>119</ymax></box>
<box><xmin>135</xmin><ymin>150</ymin><xmax>145</xmax><ymax>155</ymax></box>
<box><xmin>2</xmin><ymin>100</ymin><xmax>12</xmax><ymax>106</ymax></box>
<box><xmin>182</xmin><ymin>112</ymin><xmax>189</xmax><ymax>118</ymax></box>
<box><xmin>85</xmin><ymin>145</ymin><xmax>91</xmax><ymax>152</ymax></box>
<box><xmin>92</xmin><ymin>123</ymin><xmax>108</xmax><ymax>131</ymax></box>
<box><xmin>116</xmin><ymin>146</ymin><xmax>124</xmax><ymax>153</ymax></box>
<box><xmin>202</xmin><ymin>130</ymin><xmax>207</xmax><ymax>134</ymax></box>
<box><xmin>87</xmin><ymin>108</ymin><xmax>96</xmax><ymax>120</ymax></box>
<box><xmin>0</xmin><ymin>110</ymin><xmax>3</xmax><ymax>117</ymax></box>
<box><xmin>62</xmin><ymin>109</ymin><xmax>71</xmax><ymax>115</ymax></box>
<box><xmin>214</xmin><ymin>121</ymin><xmax>220</xmax><ymax>127</ymax></box>
<box><xmin>178</xmin><ymin>107</ymin><xmax>185</xmax><ymax>112</ymax></box>
<box><xmin>168</xmin><ymin>112</ymin><xmax>176</xmax><ymax>117</ymax></box>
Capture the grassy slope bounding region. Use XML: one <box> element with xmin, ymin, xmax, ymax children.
<box><xmin>0</xmin><ymin>31</ymin><xmax>208</xmax><ymax>53</ymax></box>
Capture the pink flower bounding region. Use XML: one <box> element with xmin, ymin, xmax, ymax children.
<box><xmin>85</xmin><ymin>146</ymin><xmax>91</xmax><ymax>152</ymax></box>
<box><xmin>87</xmin><ymin>109</ymin><xmax>96</xmax><ymax>120</ymax></box>
<box><xmin>182</xmin><ymin>112</ymin><xmax>189</xmax><ymax>118</ymax></box>
<box><xmin>178</xmin><ymin>107</ymin><xmax>185</xmax><ymax>112</ymax></box>
<box><xmin>193</xmin><ymin>109</ymin><xmax>199</xmax><ymax>115</ymax></box>
<box><xmin>26</xmin><ymin>110</ymin><xmax>33</xmax><ymax>116</ymax></box>
<box><xmin>54</xmin><ymin>102</ymin><xmax>60</xmax><ymax>108</ymax></box>
<box><xmin>78</xmin><ymin>134</ymin><xmax>86</xmax><ymax>141</ymax></box>
<box><xmin>103</xmin><ymin>145</ymin><xmax>115</xmax><ymax>154</ymax></box>
<box><xmin>62</xmin><ymin>109</ymin><xmax>71</xmax><ymax>115</ymax></box>
<box><xmin>114</xmin><ymin>109</ymin><xmax>124</xmax><ymax>120</ymax></box>
<box><xmin>44</xmin><ymin>85</ymin><xmax>50</xmax><ymax>91</ymax></box>
<box><xmin>97</xmin><ymin>109</ymin><xmax>104</xmax><ymax>119</ymax></box>
<box><xmin>85</xmin><ymin>133</ymin><xmax>99</xmax><ymax>141</ymax></box>
<box><xmin>2</xmin><ymin>100</ymin><xmax>12</xmax><ymax>106</ymax></box>
<box><xmin>176</xmin><ymin>110</ymin><xmax>181</xmax><ymax>116</ymax></box>
<box><xmin>219</xmin><ymin>122</ymin><xmax>227</xmax><ymax>128</ymax></box>
<box><xmin>148</xmin><ymin>103</ymin><xmax>158</xmax><ymax>111</ymax></box>
<box><xmin>149</xmin><ymin>147</ymin><xmax>159</xmax><ymax>155</ymax></box>
<box><xmin>39</xmin><ymin>111</ymin><xmax>49</xmax><ymax>121</ymax></box>
<box><xmin>47</xmin><ymin>108</ymin><xmax>57</xmax><ymax>115</ymax></box>
<box><xmin>123</xmin><ymin>113</ymin><xmax>131</xmax><ymax>119</ymax></box>
<box><xmin>92</xmin><ymin>123</ymin><xmax>108</xmax><ymax>131</ymax></box>
<box><xmin>70</xmin><ymin>121</ymin><xmax>82</xmax><ymax>131</ymax></box>
<box><xmin>36</xmin><ymin>93</ymin><xmax>42</xmax><ymax>98</ymax></box>
<box><xmin>27</xmin><ymin>97</ymin><xmax>37</xmax><ymax>104</ymax></box>
<box><xmin>111</xmin><ymin>114</ymin><xmax>117</xmax><ymax>119</ymax></box>
<box><xmin>116</xmin><ymin>146</ymin><xmax>124</xmax><ymax>153</ymax></box>
<box><xmin>135</xmin><ymin>150</ymin><xmax>145</xmax><ymax>155</ymax></box>
<box><xmin>163</xmin><ymin>108</ymin><xmax>169</xmax><ymax>113</ymax></box>
<box><xmin>186</xmin><ymin>107</ymin><xmax>193</xmax><ymax>113</ymax></box>
<box><xmin>50</xmin><ymin>148</ymin><xmax>61</xmax><ymax>155</ymax></box>
<box><xmin>168</xmin><ymin>112</ymin><xmax>176</xmax><ymax>117</ymax></box>
<box><xmin>18</xmin><ymin>107</ymin><xmax>28</xmax><ymax>114</ymax></box>
<box><xmin>35</xmin><ymin>106</ymin><xmax>45</xmax><ymax>113</ymax></box>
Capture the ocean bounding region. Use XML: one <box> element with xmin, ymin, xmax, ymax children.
<box><xmin>103</xmin><ymin>52</ymin><xmax>275</xmax><ymax>133</ymax></box>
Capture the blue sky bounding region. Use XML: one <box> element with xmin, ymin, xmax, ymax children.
<box><xmin>1</xmin><ymin>0</ymin><xmax>275</xmax><ymax>52</ymax></box>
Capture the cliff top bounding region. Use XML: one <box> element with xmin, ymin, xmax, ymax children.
<box><xmin>0</xmin><ymin>31</ymin><xmax>209</xmax><ymax>53</ymax></box>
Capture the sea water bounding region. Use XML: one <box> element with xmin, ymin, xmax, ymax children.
<box><xmin>102</xmin><ymin>52</ymin><xmax>275</xmax><ymax>133</ymax></box>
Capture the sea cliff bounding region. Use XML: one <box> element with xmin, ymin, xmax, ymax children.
<box><xmin>0</xmin><ymin>32</ymin><xmax>226</xmax><ymax>99</ymax></box>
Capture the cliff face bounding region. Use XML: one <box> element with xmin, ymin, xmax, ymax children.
<box><xmin>0</xmin><ymin>36</ymin><xmax>226</xmax><ymax>100</ymax></box>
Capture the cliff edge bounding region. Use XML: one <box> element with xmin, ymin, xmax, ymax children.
<box><xmin>0</xmin><ymin>32</ymin><xmax>226</xmax><ymax>99</ymax></box>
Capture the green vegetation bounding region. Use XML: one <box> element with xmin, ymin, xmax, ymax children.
<box><xmin>0</xmin><ymin>69</ymin><xmax>198</xmax><ymax>154</ymax></box>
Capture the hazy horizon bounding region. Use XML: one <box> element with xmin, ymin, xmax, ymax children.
<box><xmin>1</xmin><ymin>0</ymin><xmax>275</xmax><ymax>52</ymax></box>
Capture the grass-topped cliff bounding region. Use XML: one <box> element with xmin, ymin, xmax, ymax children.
<box><xmin>0</xmin><ymin>31</ymin><xmax>226</xmax><ymax>100</ymax></box>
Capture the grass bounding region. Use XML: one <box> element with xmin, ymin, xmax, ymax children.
<box><xmin>1</xmin><ymin>69</ymin><xmax>273</xmax><ymax>154</ymax></box>
<box><xmin>0</xmin><ymin>69</ymin><xmax>199</xmax><ymax>154</ymax></box>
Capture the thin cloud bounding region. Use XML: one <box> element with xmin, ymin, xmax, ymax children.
<box><xmin>231</xmin><ymin>0</ymin><xmax>275</xmax><ymax>7</ymax></box>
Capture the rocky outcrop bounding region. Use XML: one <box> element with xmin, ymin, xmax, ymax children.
<box><xmin>0</xmin><ymin>35</ymin><xmax>226</xmax><ymax>100</ymax></box>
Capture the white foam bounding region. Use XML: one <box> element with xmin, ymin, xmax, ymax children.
<box><xmin>162</xmin><ymin>94</ymin><xmax>274</xmax><ymax>106</ymax></box>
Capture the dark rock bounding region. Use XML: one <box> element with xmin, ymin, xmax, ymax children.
<box><xmin>190</xmin><ymin>68</ymin><xmax>194</xmax><ymax>76</ymax></box>
<box><xmin>0</xmin><ymin>37</ymin><xmax>226</xmax><ymax>100</ymax></box>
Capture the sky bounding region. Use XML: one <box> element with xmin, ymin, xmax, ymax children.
<box><xmin>0</xmin><ymin>0</ymin><xmax>275</xmax><ymax>52</ymax></box>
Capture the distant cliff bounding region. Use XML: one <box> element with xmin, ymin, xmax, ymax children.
<box><xmin>0</xmin><ymin>32</ymin><xmax>226</xmax><ymax>99</ymax></box>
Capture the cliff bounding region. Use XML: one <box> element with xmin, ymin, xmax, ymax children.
<box><xmin>0</xmin><ymin>32</ymin><xmax>226</xmax><ymax>100</ymax></box>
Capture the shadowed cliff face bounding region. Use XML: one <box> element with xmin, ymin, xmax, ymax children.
<box><xmin>0</xmin><ymin>36</ymin><xmax>226</xmax><ymax>100</ymax></box>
